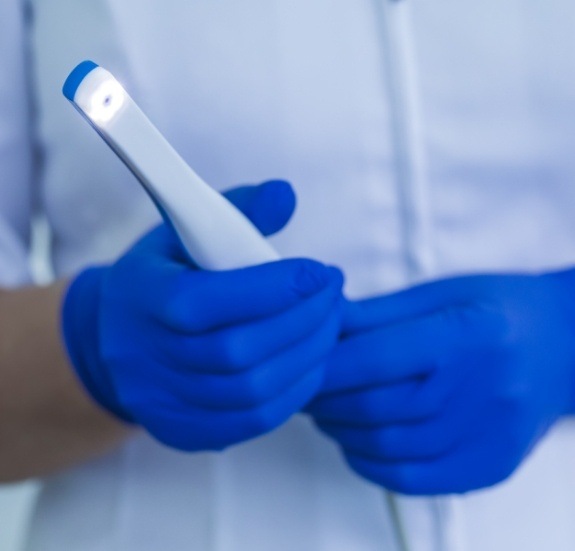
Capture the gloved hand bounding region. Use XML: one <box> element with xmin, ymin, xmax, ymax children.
<box><xmin>63</xmin><ymin>180</ymin><xmax>344</xmax><ymax>451</ymax></box>
<box><xmin>308</xmin><ymin>270</ymin><xmax>575</xmax><ymax>494</ymax></box>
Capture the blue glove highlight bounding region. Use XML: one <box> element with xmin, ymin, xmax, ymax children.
<box><xmin>308</xmin><ymin>270</ymin><xmax>575</xmax><ymax>494</ymax></box>
<box><xmin>63</xmin><ymin>180</ymin><xmax>344</xmax><ymax>451</ymax></box>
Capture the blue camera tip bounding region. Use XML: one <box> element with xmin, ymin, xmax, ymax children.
<box><xmin>63</xmin><ymin>60</ymin><xmax>99</xmax><ymax>101</ymax></box>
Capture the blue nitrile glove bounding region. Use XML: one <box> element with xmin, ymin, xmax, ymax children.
<box><xmin>308</xmin><ymin>270</ymin><xmax>575</xmax><ymax>494</ymax></box>
<box><xmin>63</xmin><ymin>180</ymin><xmax>344</xmax><ymax>451</ymax></box>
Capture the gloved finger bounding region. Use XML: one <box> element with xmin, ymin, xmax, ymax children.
<box><xmin>317</xmin><ymin>399</ymin><xmax>472</xmax><ymax>462</ymax></box>
<box><xmin>137</xmin><ymin>365</ymin><xmax>325</xmax><ymax>452</ymax></box>
<box><xmin>128</xmin><ymin>223</ymin><xmax>188</xmax><ymax>263</ymax></box>
<box><xmin>310</xmin><ymin>348</ymin><xmax>470</xmax><ymax>424</ymax></box>
<box><xmin>222</xmin><ymin>180</ymin><xmax>296</xmax><ymax>237</ymax></box>
<box><xmin>151</xmin><ymin>312</ymin><xmax>339</xmax><ymax>409</ymax></box>
<box><xmin>343</xmin><ymin>434</ymin><xmax>517</xmax><ymax>495</ymax></box>
<box><xmin>309</xmin><ymin>380</ymin><xmax>421</xmax><ymax>425</ymax></box>
<box><xmin>320</xmin><ymin>309</ymin><xmax>470</xmax><ymax>394</ymax></box>
<box><xmin>160</xmin><ymin>274</ymin><xmax>344</xmax><ymax>372</ymax></box>
<box><xmin>149</xmin><ymin>259</ymin><xmax>343</xmax><ymax>333</ymax></box>
<box><xmin>342</xmin><ymin>453</ymin><xmax>450</xmax><ymax>495</ymax></box>
<box><xmin>342</xmin><ymin>275</ymin><xmax>487</xmax><ymax>336</ymax></box>
<box><xmin>308</xmin><ymin>374</ymin><xmax>452</xmax><ymax>426</ymax></box>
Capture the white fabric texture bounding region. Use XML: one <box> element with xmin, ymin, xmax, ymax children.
<box><xmin>0</xmin><ymin>0</ymin><xmax>33</xmax><ymax>287</ymax></box>
<box><xmin>0</xmin><ymin>0</ymin><xmax>574</xmax><ymax>549</ymax></box>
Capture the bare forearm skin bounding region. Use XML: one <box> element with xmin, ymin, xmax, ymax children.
<box><xmin>0</xmin><ymin>281</ymin><xmax>131</xmax><ymax>482</ymax></box>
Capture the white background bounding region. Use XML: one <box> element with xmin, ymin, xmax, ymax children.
<box><xmin>0</xmin><ymin>482</ymin><xmax>38</xmax><ymax>551</ymax></box>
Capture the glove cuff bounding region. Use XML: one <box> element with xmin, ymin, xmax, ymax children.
<box><xmin>62</xmin><ymin>267</ymin><xmax>133</xmax><ymax>423</ymax></box>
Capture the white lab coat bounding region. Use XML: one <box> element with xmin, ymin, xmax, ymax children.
<box><xmin>2</xmin><ymin>0</ymin><xmax>575</xmax><ymax>549</ymax></box>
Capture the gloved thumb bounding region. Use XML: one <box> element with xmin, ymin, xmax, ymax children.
<box><xmin>223</xmin><ymin>180</ymin><xmax>297</xmax><ymax>237</ymax></box>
